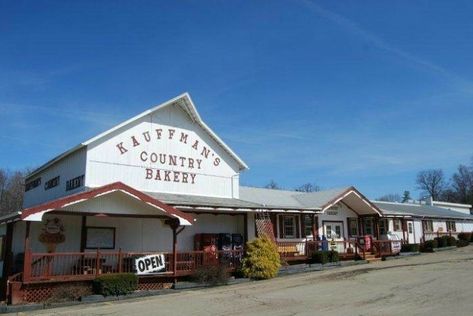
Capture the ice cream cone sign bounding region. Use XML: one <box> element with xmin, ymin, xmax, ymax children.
<box><xmin>39</xmin><ymin>217</ymin><xmax>65</xmax><ymax>253</ymax></box>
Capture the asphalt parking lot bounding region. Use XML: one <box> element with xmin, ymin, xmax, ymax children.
<box><xmin>17</xmin><ymin>246</ymin><xmax>473</xmax><ymax>316</ymax></box>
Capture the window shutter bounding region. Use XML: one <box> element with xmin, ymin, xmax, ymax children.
<box><xmin>270</xmin><ymin>213</ymin><xmax>277</xmax><ymax>239</ymax></box>
<box><xmin>278</xmin><ymin>215</ymin><xmax>284</xmax><ymax>239</ymax></box>
<box><xmin>300</xmin><ymin>215</ymin><xmax>306</xmax><ymax>238</ymax></box>
<box><xmin>295</xmin><ymin>216</ymin><xmax>300</xmax><ymax>238</ymax></box>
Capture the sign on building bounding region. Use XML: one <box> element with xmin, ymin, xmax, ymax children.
<box><xmin>135</xmin><ymin>254</ymin><xmax>166</xmax><ymax>275</ymax></box>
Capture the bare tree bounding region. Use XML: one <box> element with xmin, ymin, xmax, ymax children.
<box><xmin>416</xmin><ymin>169</ymin><xmax>445</xmax><ymax>200</ymax></box>
<box><xmin>451</xmin><ymin>164</ymin><xmax>473</xmax><ymax>204</ymax></box>
<box><xmin>0</xmin><ymin>168</ymin><xmax>27</xmax><ymax>215</ymax></box>
<box><xmin>264</xmin><ymin>180</ymin><xmax>280</xmax><ymax>190</ymax></box>
<box><xmin>377</xmin><ymin>193</ymin><xmax>401</xmax><ymax>202</ymax></box>
<box><xmin>295</xmin><ymin>183</ymin><xmax>320</xmax><ymax>193</ymax></box>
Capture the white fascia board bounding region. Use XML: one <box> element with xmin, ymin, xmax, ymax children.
<box><xmin>83</xmin><ymin>93</ymin><xmax>189</xmax><ymax>146</ymax></box>
<box><xmin>23</xmin><ymin>210</ymin><xmax>53</xmax><ymax>222</ymax></box>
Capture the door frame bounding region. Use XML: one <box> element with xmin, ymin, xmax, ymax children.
<box><xmin>322</xmin><ymin>220</ymin><xmax>345</xmax><ymax>240</ymax></box>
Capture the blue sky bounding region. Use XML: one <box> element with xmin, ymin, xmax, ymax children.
<box><xmin>1</xmin><ymin>1</ymin><xmax>473</xmax><ymax>199</ymax></box>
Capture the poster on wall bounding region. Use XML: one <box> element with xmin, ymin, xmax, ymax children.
<box><xmin>85</xmin><ymin>227</ymin><xmax>115</xmax><ymax>249</ymax></box>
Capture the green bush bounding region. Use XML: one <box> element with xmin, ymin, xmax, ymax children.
<box><xmin>311</xmin><ymin>251</ymin><xmax>330</xmax><ymax>264</ymax></box>
<box><xmin>329</xmin><ymin>250</ymin><xmax>339</xmax><ymax>263</ymax></box>
<box><xmin>434</xmin><ymin>236</ymin><xmax>447</xmax><ymax>248</ymax></box>
<box><xmin>401</xmin><ymin>244</ymin><xmax>420</xmax><ymax>252</ymax></box>
<box><xmin>457</xmin><ymin>233</ymin><xmax>472</xmax><ymax>242</ymax></box>
<box><xmin>311</xmin><ymin>251</ymin><xmax>339</xmax><ymax>264</ymax></box>
<box><xmin>193</xmin><ymin>265</ymin><xmax>230</xmax><ymax>286</ymax></box>
<box><xmin>456</xmin><ymin>239</ymin><xmax>470</xmax><ymax>248</ymax></box>
<box><xmin>241</xmin><ymin>236</ymin><xmax>281</xmax><ymax>280</ymax></box>
<box><xmin>92</xmin><ymin>273</ymin><xmax>138</xmax><ymax>296</ymax></box>
<box><xmin>420</xmin><ymin>240</ymin><xmax>438</xmax><ymax>252</ymax></box>
<box><xmin>446</xmin><ymin>236</ymin><xmax>456</xmax><ymax>247</ymax></box>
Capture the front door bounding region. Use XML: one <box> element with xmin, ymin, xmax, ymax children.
<box><xmin>324</xmin><ymin>222</ymin><xmax>344</xmax><ymax>252</ymax></box>
<box><xmin>407</xmin><ymin>221</ymin><xmax>415</xmax><ymax>243</ymax></box>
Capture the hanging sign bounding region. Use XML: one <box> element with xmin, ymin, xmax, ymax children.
<box><xmin>135</xmin><ymin>254</ymin><xmax>166</xmax><ymax>275</ymax></box>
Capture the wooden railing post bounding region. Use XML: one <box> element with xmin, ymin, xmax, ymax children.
<box><xmin>23</xmin><ymin>248</ymin><xmax>32</xmax><ymax>282</ymax></box>
<box><xmin>118</xmin><ymin>248</ymin><xmax>123</xmax><ymax>273</ymax></box>
<box><xmin>95</xmin><ymin>249</ymin><xmax>100</xmax><ymax>277</ymax></box>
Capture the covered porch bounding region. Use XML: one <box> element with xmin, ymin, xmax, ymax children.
<box><xmin>5</xmin><ymin>183</ymin><xmax>244</xmax><ymax>303</ymax></box>
<box><xmin>268</xmin><ymin>187</ymin><xmax>397</xmax><ymax>261</ymax></box>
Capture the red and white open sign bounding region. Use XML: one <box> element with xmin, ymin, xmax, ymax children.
<box><xmin>135</xmin><ymin>254</ymin><xmax>166</xmax><ymax>275</ymax></box>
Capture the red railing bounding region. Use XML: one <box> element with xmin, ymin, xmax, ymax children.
<box><xmin>371</xmin><ymin>240</ymin><xmax>398</xmax><ymax>257</ymax></box>
<box><xmin>276</xmin><ymin>240</ymin><xmax>362</xmax><ymax>259</ymax></box>
<box><xmin>23</xmin><ymin>249</ymin><xmax>244</xmax><ymax>282</ymax></box>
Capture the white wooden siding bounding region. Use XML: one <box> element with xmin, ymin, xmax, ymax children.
<box><xmin>23</xmin><ymin>148</ymin><xmax>87</xmax><ymax>208</ymax></box>
<box><xmin>85</xmin><ymin>104</ymin><xmax>241</xmax><ymax>198</ymax></box>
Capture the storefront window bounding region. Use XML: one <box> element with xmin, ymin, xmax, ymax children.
<box><xmin>446</xmin><ymin>221</ymin><xmax>456</xmax><ymax>232</ymax></box>
<box><xmin>348</xmin><ymin>218</ymin><xmax>358</xmax><ymax>236</ymax></box>
<box><xmin>364</xmin><ymin>218</ymin><xmax>373</xmax><ymax>235</ymax></box>
<box><xmin>422</xmin><ymin>220</ymin><xmax>433</xmax><ymax>232</ymax></box>
<box><xmin>304</xmin><ymin>214</ymin><xmax>313</xmax><ymax>237</ymax></box>
<box><xmin>393</xmin><ymin>219</ymin><xmax>402</xmax><ymax>232</ymax></box>
<box><xmin>379</xmin><ymin>219</ymin><xmax>388</xmax><ymax>235</ymax></box>
<box><xmin>283</xmin><ymin>216</ymin><xmax>296</xmax><ymax>238</ymax></box>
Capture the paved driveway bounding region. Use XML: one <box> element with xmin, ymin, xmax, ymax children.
<box><xmin>19</xmin><ymin>246</ymin><xmax>473</xmax><ymax>316</ymax></box>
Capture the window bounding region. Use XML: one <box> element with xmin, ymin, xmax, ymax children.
<box><xmin>348</xmin><ymin>218</ymin><xmax>358</xmax><ymax>236</ymax></box>
<box><xmin>303</xmin><ymin>214</ymin><xmax>314</xmax><ymax>237</ymax></box>
<box><xmin>446</xmin><ymin>221</ymin><xmax>456</xmax><ymax>232</ymax></box>
<box><xmin>85</xmin><ymin>227</ymin><xmax>116</xmax><ymax>249</ymax></box>
<box><xmin>393</xmin><ymin>219</ymin><xmax>402</xmax><ymax>232</ymax></box>
<box><xmin>364</xmin><ymin>218</ymin><xmax>374</xmax><ymax>235</ymax></box>
<box><xmin>44</xmin><ymin>176</ymin><xmax>60</xmax><ymax>190</ymax></box>
<box><xmin>422</xmin><ymin>220</ymin><xmax>433</xmax><ymax>232</ymax></box>
<box><xmin>408</xmin><ymin>222</ymin><xmax>413</xmax><ymax>234</ymax></box>
<box><xmin>0</xmin><ymin>235</ymin><xmax>5</xmax><ymax>260</ymax></box>
<box><xmin>379</xmin><ymin>219</ymin><xmax>388</xmax><ymax>235</ymax></box>
<box><xmin>282</xmin><ymin>216</ymin><xmax>296</xmax><ymax>238</ymax></box>
<box><xmin>66</xmin><ymin>175</ymin><xmax>85</xmax><ymax>191</ymax></box>
<box><xmin>25</xmin><ymin>177</ymin><xmax>41</xmax><ymax>192</ymax></box>
<box><xmin>334</xmin><ymin>225</ymin><xmax>341</xmax><ymax>238</ymax></box>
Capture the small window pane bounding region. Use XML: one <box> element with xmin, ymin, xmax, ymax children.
<box><xmin>326</xmin><ymin>225</ymin><xmax>332</xmax><ymax>239</ymax></box>
<box><xmin>335</xmin><ymin>225</ymin><xmax>341</xmax><ymax>238</ymax></box>
<box><xmin>283</xmin><ymin>216</ymin><xmax>295</xmax><ymax>238</ymax></box>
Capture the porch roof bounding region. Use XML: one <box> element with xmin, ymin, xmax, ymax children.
<box><xmin>239</xmin><ymin>186</ymin><xmax>382</xmax><ymax>215</ymax></box>
<box><xmin>144</xmin><ymin>191</ymin><xmax>264</xmax><ymax>210</ymax></box>
<box><xmin>373</xmin><ymin>201</ymin><xmax>473</xmax><ymax>220</ymax></box>
<box><xmin>21</xmin><ymin>182</ymin><xmax>194</xmax><ymax>225</ymax></box>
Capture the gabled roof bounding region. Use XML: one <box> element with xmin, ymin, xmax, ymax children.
<box><xmin>27</xmin><ymin>93</ymin><xmax>248</xmax><ymax>179</ymax></box>
<box><xmin>373</xmin><ymin>201</ymin><xmax>473</xmax><ymax>220</ymax></box>
<box><xmin>21</xmin><ymin>182</ymin><xmax>194</xmax><ymax>225</ymax></box>
<box><xmin>239</xmin><ymin>186</ymin><xmax>382</xmax><ymax>215</ymax></box>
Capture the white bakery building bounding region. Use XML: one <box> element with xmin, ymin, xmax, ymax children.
<box><xmin>0</xmin><ymin>93</ymin><xmax>472</xmax><ymax>304</ymax></box>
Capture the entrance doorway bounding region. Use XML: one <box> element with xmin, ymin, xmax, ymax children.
<box><xmin>323</xmin><ymin>221</ymin><xmax>344</xmax><ymax>240</ymax></box>
<box><xmin>407</xmin><ymin>221</ymin><xmax>415</xmax><ymax>243</ymax></box>
<box><xmin>323</xmin><ymin>221</ymin><xmax>344</xmax><ymax>253</ymax></box>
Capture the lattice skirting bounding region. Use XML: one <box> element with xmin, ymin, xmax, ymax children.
<box><xmin>11</xmin><ymin>281</ymin><xmax>92</xmax><ymax>304</ymax></box>
<box><xmin>11</xmin><ymin>277</ymin><xmax>174</xmax><ymax>304</ymax></box>
<box><xmin>138</xmin><ymin>277</ymin><xmax>173</xmax><ymax>291</ymax></box>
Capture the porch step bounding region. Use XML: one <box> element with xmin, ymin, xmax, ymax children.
<box><xmin>364</xmin><ymin>254</ymin><xmax>381</xmax><ymax>263</ymax></box>
<box><xmin>365</xmin><ymin>256</ymin><xmax>381</xmax><ymax>263</ymax></box>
